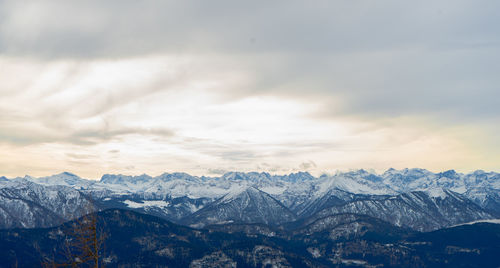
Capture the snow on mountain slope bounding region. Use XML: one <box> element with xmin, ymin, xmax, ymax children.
<box><xmin>0</xmin><ymin>179</ymin><xmax>93</xmax><ymax>228</ymax></box>
<box><xmin>310</xmin><ymin>190</ymin><xmax>494</xmax><ymax>231</ymax></box>
<box><xmin>464</xmin><ymin>170</ymin><xmax>500</xmax><ymax>189</ymax></box>
<box><xmin>316</xmin><ymin>170</ymin><xmax>396</xmax><ymax>196</ymax></box>
<box><xmin>97</xmin><ymin>193</ymin><xmax>212</xmax><ymax>223</ymax></box>
<box><xmin>99</xmin><ymin>172</ymin><xmax>255</xmax><ymax>199</ymax></box>
<box><xmin>464</xmin><ymin>187</ymin><xmax>500</xmax><ymax>216</ymax></box>
<box><xmin>380</xmin><ymin>169</ymin><xmax>500</xmax><ymax>213</ymax></box>
<box><xmin>382</xmin><ymin>168</ymin><xmax>499</xmax><ymax>195</ymax></box>
<box><xmin>123</xmin><ymin>200</ymin><xmax>171</xmax><ymax>208</ymax></box>
<box><xmin>451</xmin><ymin>219</ymin><xmax>500</xmax><ymax>227</ymax></box>
<box><xmin>27</xmin><ymin>172</ymin><xmax>94</xmax><ymax>188</ymax></box>
<box><xmin>182</xmin><ymin>187</ymin><xmax>296</xmax><ymax>228</ymax></box>
<box><xmin>296</xmin><ymin>188</ymin><xmax>383</xmax><ymax>218</ymax></box>
<box><xmin>9</xmin><ymin>169</ymin><xmax>498</xmax><ymax>200</ymax></box>
<box><xmin>97</xmin><ymin>171</ymin><xmax>314</xmax><ymax>201</ymax></box>
<box><xmin>291</xmin><ymin>213</ymin><xmax>408</xmax><ymax>241</ymax></box>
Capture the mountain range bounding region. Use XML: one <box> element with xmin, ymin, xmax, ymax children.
<box><xmin>0</xmin><ymin>169</ymin><xmax>498</xmax><ymax>231</ymax></box>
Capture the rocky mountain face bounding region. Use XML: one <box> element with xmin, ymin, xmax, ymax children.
<box><xmin>0</xmin><ymin>169</ymin><xmax>498</xmax><ymax>232</ymax></box>
<box><xmin>306</xmin><ymin>190</ymin><xmax>493</xmax><ymax>231</ymax></box>
<box><xmin>182</xmin><ymin>187</ymin><xmax>296</xmax><ymax>228</ymax></box>
<box><xmin>0</xmin><ymin>178</ymin><xmax>93</xmax><ymax>228</ymax></box>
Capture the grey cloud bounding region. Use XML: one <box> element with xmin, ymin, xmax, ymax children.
<box><xmin>1</xmin><ymin>0</ymin><xmax>499</xmax><ymax>127</ymax></box>
<box><xmin>177</xmin><ymin>137</ymin><xmax>260</xmax><ymax>162</ymax></box>
<box><xmin>33</xmin><ymin>65</ymin><xmax>188</xmax><ymax>125</ymax></box>
<box><xmin>0</xmin><ymin>131</ymin><xmax>51</xmax><ymax>145</ymax></box>
<box><xmin>176</xmin><ymin>137</ymin><xmax>346</xmax><ymax>168</ymax></box>
<box><xmin>0</xmin><ymin>123</ymin><xmax>175</xmax><ymax>146</ymax></box>
<box><xmin>66</xmin><ymin>127</ymin><xmax>175</xmax><ymax>145</ymax></box>
<box><xmin>3</xmin><ymin>1</ymin><xmax>499</xmax><ymax>57</ymax></box>
<box><xmin>299</xmin><ymin>161</ymin><xmax>317</xmax><ymax>170</ymax></box>
<box><xmin>65</xmin><ymin>153</ymin><xmax>95</xmax><ymax>160</ymax></box>
<box><xmin>124</xmin><ymin>165</ymin><xmax>135</xmax><ymax>170</ymax></box>
<box><xmin>207</xmin><ymin>168</ymin><xmax>227</xmax><ymax>175</ymax></box>
<box><xmin>0</xmin><ymin>58</ymin><xmax>184</xmax><ymax>147</ymax></box>
<box><xmin>211</xmin><ymin>150</ymin><xmax>260</xmax><ymax>163</ymax></box>
<box><xmin>255</xmin><ymin>163</ymin><xmax>284</xmax><ymax>173</ymax></box>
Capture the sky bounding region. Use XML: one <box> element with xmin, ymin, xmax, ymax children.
<box><xmin>0</xmin><ymin>0</ymin><xmax>499</xmax><ymax>179</ymax></box>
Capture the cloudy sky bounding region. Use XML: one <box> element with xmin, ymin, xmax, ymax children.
<box><xmin>1</xmin><ymin>0</ymin><xmax>499</xmax><ymax>179</ymax></box>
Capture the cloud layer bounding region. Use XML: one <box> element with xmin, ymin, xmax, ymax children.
<box><xmin>0</xmin><ymin>0</ymin><xmax>499</xmax><ymax>178</ymax></box>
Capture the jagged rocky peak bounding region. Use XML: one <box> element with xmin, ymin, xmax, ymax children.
<box><xmin>221</xmin><ymin>171</ymin><xmax>272</xmax><ymax>182</ymax></box>
<box><xmin>36</xmin><ymin>172</ymin><xmax>86</xmax><ymax>185</ymax></box>
<box><xmin>438</xmin><ymin>169</ymin><xmax>461</xmax><ymax>179</ymax></box>
<box><xmin>21</xmin><ymin>175</ymin><xmax>34</xmax><ymax>181</ymax></box>
<box><xmin>156</xmin><ymin>172</ymin><xmax>199</xmax><ymax>182</ymax></box>
<box><xmin>61</xmin><ymin>171</ymin><xmax>78</xmax><ymax>177</ymax></box>
<box><xmin>0</xmin><ymin>179</ymin><xmax>93</xmax><ymax>228</ymax></box>
<box><xmin>222</xmin><ymin>171</ymin><xmax>247</xmax><ymax>181</ymax></box>
<box><xmin>279</xmin><ymin>171</ymin><xmax>314</xmax><ymax>182</ymax></box>
<box><xmin>220</xmin><ymin>186</ymin><xmax>263</xmax><ymax>202</ymax></box>
<box><xmin>100</xmin><ymin>173</ymin><xmax>153</xmax><ymax>184</ymax></box>
<box><xmin>317</xmin><ymin>171</ymin><xmax>395</xmax><ymax>195</ymax></box>
<box><xmin>183</xmin><ymin>186</ymin><xmax>296</xmax><ymax>227</ymax></box>
<box><xmin>310</xmin><ymin>189</ymin><xmax>495</xmax><ymax>232</ymax></box>
<box><xmin>382</xmin><ymin>168</ymin><xmax>432</xmax><ymax>179</ymax></box>
<box><xmin>471</xmin><ymin>169</ymin><xmax>487</xmax><ymax>176</ymax></box>
<box><xmin>344</xmin><ymin>169</ymin><xmax>370</xmax><ymax>175</ymax></box>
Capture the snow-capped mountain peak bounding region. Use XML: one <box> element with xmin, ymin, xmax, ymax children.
<box><xmin>219</xmin><ymin>186</ymin><xmax>262</xmax><ymax>203</ymax></box>
<box><xmin>28</xmin><ymin>172</ymin><xmax>91</xmax><ymax>187</ymax></box>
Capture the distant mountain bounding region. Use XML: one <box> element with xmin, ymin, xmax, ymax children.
<box><xmin>382</xmin><ymin>168</ymin><xmax>500</xmax><ymax>196</ymax></box>
<box><xmin>26</xmin><ymin>172</ymin><xmax>94</xmax><ymax>188</ymax></box>
<box><xmin>319</xmin><ymin>169</ymin><xmax>396</xmax><ymax>195</ymax></box>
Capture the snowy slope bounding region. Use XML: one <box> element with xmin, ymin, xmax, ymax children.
<box><xmin>182</xmin><ymin>187</ymin><xmax>296</xmax><ymax>228</ymax></box>
<box><xmin>0</xmin><ymin>179</ymin><xmax>93</xmax><ymax>228</ymax></box>
<box><xmin>27</xmin><ymin>172</ymin><xmax>95</xmax><ymax>188</ymax></box>
<box><xmin>310</xmin><ymin>190</ymin><xmax>493</xmax><ymax>231</ymax></box>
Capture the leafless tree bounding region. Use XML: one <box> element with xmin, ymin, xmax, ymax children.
<box><xmin>42</xmin><ymin>200</ymin><xmax>106</xmax><ymax>268</ymax></box>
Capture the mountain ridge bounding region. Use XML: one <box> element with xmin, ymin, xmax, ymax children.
<box><xmin>0</xmin><ymin>168</ymin><xmax>498</xmax><ymax>232</ymax></box>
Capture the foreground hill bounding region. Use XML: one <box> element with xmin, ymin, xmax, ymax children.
<box><xmin>0</xmin><ymin>209</ymin><xmax>499</xmax><ymax>267</ymax></box>
<box><xmin>0</xmin><ymin>209</ymin><xmax>323</xmax><ymax>267</ymax></box>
